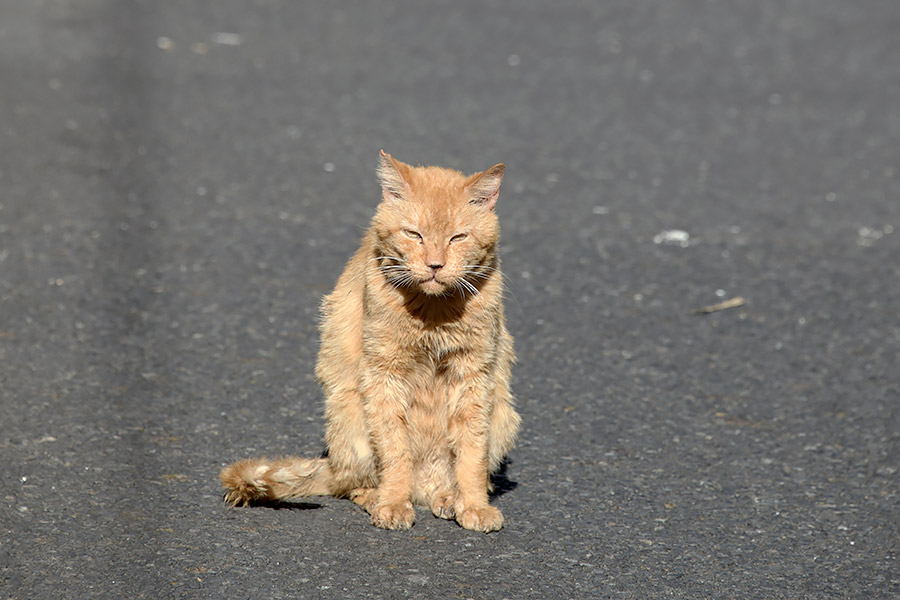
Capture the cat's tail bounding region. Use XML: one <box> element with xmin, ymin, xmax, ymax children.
<box><xmin>219</xmin><ymin>456</ymin><xmax>334</xmax><ymax>506</ymax></box>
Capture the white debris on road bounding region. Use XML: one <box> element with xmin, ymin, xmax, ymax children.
<box><xmin>156</xmin><ymin>36</ymin><xmax>175</xmax><ymax>52</ymax></box>
<box><xmin>653</xmin><ymin>229</ymin><xmax>691</xmax><ymax>247</ymax></box>
<box><xmin>212</xmin><ymin>32</ymin><xmax>244</xmax><ymax>46</ymax></box>
<box><xmin>857</xmin><ymin>225</ymin><xmax>893</xmax><ymax>247</ymax></box>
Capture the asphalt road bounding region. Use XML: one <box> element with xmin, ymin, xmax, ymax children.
<box><xmin>2</xmin><ymin>1</ymin><xmax>899</xmax><ymax>598</ymax></box>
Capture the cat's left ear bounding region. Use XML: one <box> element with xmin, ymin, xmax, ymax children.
<box><xmin>378</xmin><ymin>150</ymin><xmax>412</xmax><ymax>202</ymax></box>
<box><xmin>466</xmin><ymin>163</ymin><xmax>505</xmax><ymax>211</ymax></box>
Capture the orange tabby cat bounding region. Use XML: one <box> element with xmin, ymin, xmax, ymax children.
<box><xmin>219</xmin><ymin>151</ymin><xmax>519</xmax><ymax>532</ymax></box>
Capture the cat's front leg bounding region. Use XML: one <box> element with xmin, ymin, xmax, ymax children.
<box><xmin>449</xmin><ymin>377</ymin><xmax>504</xmax><ymax>533</ymax></box>
<box><xmin>361</xmin><ymin>369</ymin><xmax>416</xmax><ymax>530</ymax></box>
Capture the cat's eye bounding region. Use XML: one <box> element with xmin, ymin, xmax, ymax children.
<box><xmin>449</xmin><ymin>233</ymin><xmax>468</xmax><ymax>243</ymax></box>
<box><xmin>403</xmin><ymin>229</ymin><xmax>423</xmax><ymax>240</ymax></box>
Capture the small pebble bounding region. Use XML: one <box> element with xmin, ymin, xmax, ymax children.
<box><xmin>653</xmin><ymin>230</ymin><xmax>690</xmax><ymax>247</ymax></box>
<box><xmin>212</xmin><ymin>32</ymin><xmax>243</xmax><ymax>46</ymax></box>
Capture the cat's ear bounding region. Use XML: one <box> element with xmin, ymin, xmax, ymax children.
<box><xmin>378</xmin><ymin>150</ymin><xmax>411</xmax><ymax>202</ymax></box>
<box><xmin>465</xmin><ymin>163</ymin><xmax>505</xmax><ymax>211</ymax></box>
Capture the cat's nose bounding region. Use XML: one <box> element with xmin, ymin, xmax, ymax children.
<box><xmin>428</xmin><ymin>263</ymin><xmax>444</xmax><ymax>272</ymax></box>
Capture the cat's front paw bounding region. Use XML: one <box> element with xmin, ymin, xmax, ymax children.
<box><xmin>456</xmin><ymin>505</ymin><xmax>504</xmax><ymax>533</ymax></box>
<box><xmin>371</xmin><ymin>501</ymin><xmax>416</xmax><ymax>530</ymax></box>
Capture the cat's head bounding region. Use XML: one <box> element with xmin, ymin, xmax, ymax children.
<box><xmin>372</xmin><ymin>150</ymin><xmax>504</xmax><ymax>296</ymax></box>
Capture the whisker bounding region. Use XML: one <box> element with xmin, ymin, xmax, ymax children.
<box><xmin>369</xmin><ymin>255</ymin><xmax>408</xmax><ymax>264</ymax></box>
<box><xmin>346</xmin><ymin>264</ymin><xmax>404</xmax><ymax>288</ymax></box>
<box><xmin>339</xmin><ymin>257</ymin><xmax>414</xmax><ymax>291</ymax></box>
<box><xmin>458</xmin><ymin>263</ymin><xmax>520</xmax><ymax>313</ymax></box>
<box><xmin>457</xmin><ymin>277</ymin><xmax>483</xmax><ymax>303</ymax></box>
<box><xmin>459</xmin><ymin>276</ymin><xmax>498</xmax><ymax>339</ymax></box>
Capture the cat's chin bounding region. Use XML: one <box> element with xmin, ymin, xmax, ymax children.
<box><xmin>419</xmin><ymin>278</ymin><xmax>447</xmax><ymax>295</ymax></box>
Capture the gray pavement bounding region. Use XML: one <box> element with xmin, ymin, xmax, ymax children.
<box><xmin>2</xmin><ymin>1</ymin><xmax>899</xmax><ymax>598</ymax></box>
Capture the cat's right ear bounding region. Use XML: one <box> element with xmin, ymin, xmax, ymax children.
<box><xmin>378</xmin><ymin>150</ymin><xmax>411</xmax><ymax>202</ymax></box>
<box><xmin>466</xmin><ymin>163</ymin><xmax>505</xmax><ymax>211</ymax></box>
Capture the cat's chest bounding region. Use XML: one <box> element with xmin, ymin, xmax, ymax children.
<box><xmin>362</xmin><ymin>287</ymin><xmax>496</xmax><ymax>365</ymax></box>
<box><xmin>414</xmin><ymin>323</ymin><xmax>470</xmax><ymax>357</ymax></box>
<box><xmin>366</xmin><ymin>315</ymin><xmax>487</xmax><ymax>364</ymax></box>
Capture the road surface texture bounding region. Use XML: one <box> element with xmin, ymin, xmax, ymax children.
<box><xmin>2</xmin><ymin>1</ymin><xmax>898</xmax><ymax>598</ymax></box>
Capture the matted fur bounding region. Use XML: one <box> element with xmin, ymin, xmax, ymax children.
<box><xmin>220</xmin><ymin>151</ymin><xmax>520</xmax><ymax>532</ymax></box>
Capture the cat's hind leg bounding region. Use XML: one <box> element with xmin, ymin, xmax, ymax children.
<box><xmin>415</xmin><ymin>461</ymin><xmax>457</xmax><ymax>520</ymax></box>
<box><xmin>486</xmin><ymin>331</ymin><xmax>520</xmax><ymax>477</ymax></box>
<box><xmin>323</xmin><ymin>385</ymin><xmax>378</xmax><ymax>497</ymax></box>
<box><xmin>418</xmin><ymin>452</ymin><xmax>458</xmax><ymax>520</ymax></box>
<box><xmin>429</xmin><ymin>490</ymin><xmax>457</xmax><ymax>520</ymax></box>
<box><xmin>349</xmin><ymin>487</ymin><xmax>377</xmax><ymax>513</ymax></box>
<box><xmin>487</xmin><ymin>387</ymin><xmax>520</xmax><ymax>476</ymax></box>
<box><xmin>407</xmin><ymin>392</ymin><xmax>458</xmax><ymax>520</ymax></box>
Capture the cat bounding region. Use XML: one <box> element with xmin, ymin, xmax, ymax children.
<box><xmin>219</xmin><ymin>150</ymin><xmax>519</xmax><ymax>533</ymax></box>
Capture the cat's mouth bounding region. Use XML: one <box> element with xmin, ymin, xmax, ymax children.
<box><xmin>420</xmin><ymin>275</ymin><xmax>447</xmax><ymax>294</ymax></box>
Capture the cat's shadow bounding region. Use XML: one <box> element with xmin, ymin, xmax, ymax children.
<box><xmin>239</xmin><ymin>499</ymin><xmax>323</xmax><ymax>510</ymax></box>
<box><xmin>489</xmin><ymin>458</ymin><xmax>518</xmax><ymax>498</ymax></box>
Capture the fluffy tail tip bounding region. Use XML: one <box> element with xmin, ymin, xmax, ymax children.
<box><xmin>219</xmin><ymin>458</ymin><xmax>274</xmax><ymax>506</ymax></box>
